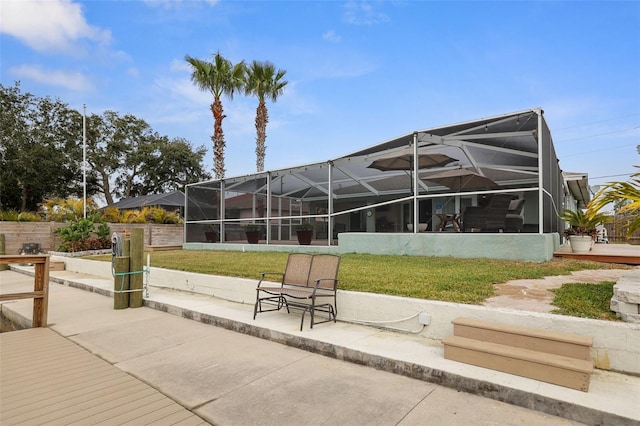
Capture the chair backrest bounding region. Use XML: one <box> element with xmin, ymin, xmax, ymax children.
<box><xmin>283</xmin><ymin>253</ymin><xmax>313</xmax><ymax>286</ymax></box>
<box><xmin>507</xmin><ymin>199</ymin><xmax>525</xmax><ymax>215</ymax></box>
<box><xmin>307</xmin><ymin>255</ymin><xmax>340</xmax><ymax>290</ymax></box>
<box><xmin>488</xmin><ymin>194</ymin><xmax>514</xmax><ymax>210</ymax></box>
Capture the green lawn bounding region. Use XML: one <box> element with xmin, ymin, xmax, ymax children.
<box><xmin>88</xmin><ymin>250</ymin><xmax>630</xmax><ymax>306</ymax></box>
<box><xmin>551</xmin><ymin>282</ymin><xmax>620</xmax><ymax>320</ymax></box>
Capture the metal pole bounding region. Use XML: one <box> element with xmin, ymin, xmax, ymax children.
<box><xmin>83</xmin><ymin>104</ymin><xmax>87</xmax><ymax>219</ymax></box>
<box><xmin>266</xmin><ymin>172</ymin><xmax>271</xmax><ymax>243</ymax></box>
<box><xmin>328</xmin><ymin>161</ymin><xmax>333</xmax><ymax>246</ymax></box>
<box><xmin>412</xmin><ymin>132</ymin><xmax>419</xmax><ymax>233</ymax></box>
<box><xmin>537</xmin><ymin>109</ymin><xmax>544</xmax><ymax>234</ymax></box>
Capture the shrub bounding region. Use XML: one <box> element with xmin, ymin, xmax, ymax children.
<box><xmin>54</xmin><ymin>218</ymin><xmax>111</xmax><ymax>252</ymax></box>
<box><xmin>39</xmin><ymin>197</ymin><xmax>99</xmax><ymax>222</ymax></box>
<box><xmin>295</xmin><ymin>223</ymin><xmax>314</xmax><ymax>231</ymax></box>
<box><xmin>17</xmin><ymin>211</ymin><xmax>41</xmax><ymax>222</ymax></box>
<box><xmin>0</xmin><ymin>210</ymin><xmax>41</xmax><ymax>221</ymax></box>
<box><xmin>0</xmin><ymin>210</ymin><xmax>20</xmax><ymax>221</ymax></box>
<box><xmin>101</xmin><ymin>206</ymin><xmax>121</xmax><ymax>223</ymax></box>
<box><xmin>139</xmin><ymin>206</ymin><xmax>180</xmax><ymax>224</ymax></box>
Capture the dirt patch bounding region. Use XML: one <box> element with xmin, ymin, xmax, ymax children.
<box><xmin>484</xmin><ymin>268</ymin><xmax>638</xmax><ymax>313</ymax></box>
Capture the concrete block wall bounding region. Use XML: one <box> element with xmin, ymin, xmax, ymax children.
<box><xmin>0</xmin><ymin>222</ymin><xmax>184</xmax><ymax>254</ymax></box>
<box><xmin>109</xmin><ymin>224</ymin><xmax>183</xmax><ymax>246</ymax></box>
<box><xmin>0</xmin><ymin>222</ymin><xmax>63</xmax><ymax>254</ymax></box>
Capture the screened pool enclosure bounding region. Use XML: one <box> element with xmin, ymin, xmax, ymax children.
<box><xmin>185</xmin><ymin>108</ymin><xmax>567</xmax><ymax>246</ymax></box>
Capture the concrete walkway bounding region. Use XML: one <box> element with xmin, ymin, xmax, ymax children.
<box><xmin>1</xmin><ymin>267</ymin><xmax>639</xmax><ymax>426</ymax></box>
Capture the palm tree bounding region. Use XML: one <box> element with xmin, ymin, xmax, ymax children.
<box><xmin>588</xmin><ymin>166</ymin><xmax>640</xmax><ymax>237</ymax></box>
<box><xmin>185</xmin><ymin>52</ymin><xmax>246</xmax><ymax>180</ymax></box>
<box><xmin>244</xmin><ymin>60</ymin><xmax>288</xmax><ymax>172</ymax></box>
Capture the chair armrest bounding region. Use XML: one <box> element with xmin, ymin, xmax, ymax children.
<box><xmin>311</xmin><ymin>278</ymin><xmax>339</xmax><ymax>292</ymax></box>
<box><xmin>258</xmin><ymin>272</ymin><xmax>285</xmax><ymax>287</ymax></box>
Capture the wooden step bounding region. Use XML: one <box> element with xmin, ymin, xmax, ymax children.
<box><xmin>451</xmin><ymin>317</ymin><xmax>592</xmax><ymax>360</ymax></box>
<box><xmin>50</xmin><ymin>261</ymin><xmax>65</xmax><ymax>271</ymax></box>
<box><xmin>443</xmin><ymin>335</ymin><xmax>593</xmax><ymax>391</ymax></box>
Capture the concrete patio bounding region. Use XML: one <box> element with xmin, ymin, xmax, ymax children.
<box><xmin>2</xmin><ymin>257</ymin><xmax>639</xmax><ymax>425</ymax></box>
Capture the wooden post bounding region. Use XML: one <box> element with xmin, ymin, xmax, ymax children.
<box><xmin>113</xmin><ymin>256</ymin><xmax>129</xmax><ymax>309</ymax></box>
<box><xmin>122</xmin><ymin>238</ymin><xmax>130</xmax><ymax>258</ymax></box>
<box><xmin>0</xmin><ymin>234</ymin><xmax>7</xmax><ymax>271</ymax></box>
<box><xmin>129</xmin><ymin>228</ymin><xmax>144</xmax><ymax>308</ymax></box>
<box><xmin>32</xmin><ymin>256</ymin><xmax>49</xmax><ymax>327</ymax></box>
<box><xmin>0</xmin><ymin>255</ymin><xmax>50</xmax><ymax>327</ymax></box>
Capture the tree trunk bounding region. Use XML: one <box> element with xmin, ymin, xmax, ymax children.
<box><xmin>97</xmin><ymin>168</ymin><xmax>114</xmax><ymax>206</ymax></box>
<box><xmin>211</xmin><ymin>98</ymin><xmax>226</xmax><ymax>180</ymax></box>
<box><xmin>20</xmin><ymin>184</ymin><xmax>29</xmax><ymax>212</ymax></box>
<box><xmin>255</xmin><ymin>100</ymin><xmax>268</xmax><ymax>173</ymax></box>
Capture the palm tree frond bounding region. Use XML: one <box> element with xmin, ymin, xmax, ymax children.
<box><xmin>587</xmin><ymin>166</ymin><xmax>640</xmax><ymax>237</ymax></box>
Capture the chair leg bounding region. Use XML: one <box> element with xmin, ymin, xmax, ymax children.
<box><xmin>333</xmin><ymin>295</ymin><xmax>338</xmax><ymax>321</ymax></box>
<box><xmin>253</xmin><ymin>290</ymin><xmax>260</xmax><ymax>320</ymax></box>
<box><xmin>299</xmin><ymin>306</ymin><xmax>309</xmax><ymax>331</ymax></box>
<box><xmin>309</xmin><ymin>301</ymin><xmax>315</xmax><ymax>329</ymax></box>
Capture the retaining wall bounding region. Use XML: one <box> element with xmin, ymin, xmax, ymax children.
<box><xmin>60</xmin><ymin>257</ymin><xmax>640</xmax><ymax>375</ymax></box>
<box><xmin>0</xmin><ymin>222</ymin><xmax>183</xmax><ymax>255</ymax></box>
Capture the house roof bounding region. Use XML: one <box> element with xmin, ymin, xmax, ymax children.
<box><xmin>563</xmin><ymin>172</ymin><xmax>591</xmax><ymax>207</ymax></box>
<box><xmin>110</xmin><ymin>191</ymin><xmax>185</xmax><ymax>209</ymax></box>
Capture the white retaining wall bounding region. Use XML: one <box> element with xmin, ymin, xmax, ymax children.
<box><xmin>58</xmin><ymin>257</ymin><xmax>640</xmax><ymax>375</ymax></box>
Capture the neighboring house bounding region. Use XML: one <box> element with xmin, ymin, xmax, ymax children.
<box><xmin>109</xmin><ymin>191</ymin><xmax>186</xmax><ymax>215</ymax></box>
<box><xmin>563</xmin><ymin>172</ymin><xmax>590</xmax><ymax>211</ymax></box>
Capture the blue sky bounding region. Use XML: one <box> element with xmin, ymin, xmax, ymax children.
<box><xmin>2</xmin><ymin>0</ymin><xmax>639</xmax><ymax>190</ymax></box>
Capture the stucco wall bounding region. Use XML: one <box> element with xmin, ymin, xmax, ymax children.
<box><xmin>337</xmin><ymin>232</ymin><xmax>561</xmax><ymax>262</ymax></box>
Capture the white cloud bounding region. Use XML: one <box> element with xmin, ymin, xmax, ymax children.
<box><xmin>127</xmin><ymin>68</ymin><xmax>140</xmax><ymax>78</ymax></box>
<box><xmin>323</xmin><ymin>30</ymin><xmax>342</xmax><ymax>43</ymax></box>
<box><xmin>1</xmin><ymin>0</ymin><xmax>111</xmax><ymax>53</ymax></box>
<box><xmin>155</xmin><ymin>75</ymin><xmax>211</xmax><ymax>105</ymax></box>
<box><xmin>170</xmin><ymin>58</ymin><xmax>191</xmax><ymax>73</ymax></box>
<box><xmin>343</xmin><ymin>1</ymin><xmax>389</xmax><ymax>26</ymax></box>
<box><xmin>9</xmin><ymin>64</ymin><xmax>93</xmax><ymax>91</ymax></box>
<box><xmin>143</xmin><ymin>0</ymin><xmax>219</xmax><ymax>10</ymax></box>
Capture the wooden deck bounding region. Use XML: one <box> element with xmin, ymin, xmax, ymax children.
<box><xmin>0</xmin><ymin>328</ymin><xmax>207</xmax><ymax>425</ymax></box>
<box><xmin>554</xmin><ymin>243</ymin><xmax>640</xmax><ymax>265</ymax></box>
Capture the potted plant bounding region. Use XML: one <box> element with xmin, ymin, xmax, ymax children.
<box><xmin>204</xmin><ymin>225</ymin><xmax>219</xmax><ymax>243</ymax></box>
<box><xmin>559</xmin><ymin>209</ymin><xmax>609</xmax><ymax>253</ymax></box>
<box><xmin>244</xmin><ymin>224</ymin><xmax>261</xmax><ymax>244</ymax></box>
<box><xmin>295</xmin><ymin>223</ymin><xmax>314</xmax><ymax>245</ymax></box>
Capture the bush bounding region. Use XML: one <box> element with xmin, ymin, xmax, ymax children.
<box><xmin>54</xmin><ymin>218</ymin><xmax>111</xmax><ymax>252</ymax></box>
<box><xmin>101</xmin><ymin>206</ymin><xmax>121</xmax><ymax>223</ymax></box>
<box><xmin>0</xmin><ymin>210</ymin><xmax>41</xmax><ymax>221</ymax></box>
<box><xmin>39</xmin><ymin>197</ymin><xmax>99</xmax><ymax>222</ymax></box>
<box><xmin>17</xmin><ymin>211</ymin><xmax>41</xmax><ymax>222</ymax></box>
<box><xmin>0</xmin><ymin>210</ymin><xmax>20</xmax><ymax>221</ymax></box>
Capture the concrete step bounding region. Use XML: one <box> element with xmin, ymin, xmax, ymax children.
<box><xmin>443</xmin><ymin>335</ymin><xmax>593</xmax><ymax>392</ymax></box>
<box><xmin>451</xmin><ymin>316</ymin><xmax>592</xmax><ymax>360</ymax></box>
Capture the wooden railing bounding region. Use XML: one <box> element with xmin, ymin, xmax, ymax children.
<box><xmin>0</xmin><ymin>255</ymin><xmax>50</xmax><ymax>327</ymax></box>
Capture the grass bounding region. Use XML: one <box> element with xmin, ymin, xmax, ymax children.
<box><xmin>87</xmin><ymin>250</ymin><xmax>630</xmax><ymax>305</ymax></box>
<box><xmin>550</xmin><ymin>282</ymin><xmax>620</xmax><ymax>320</ymax></box>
